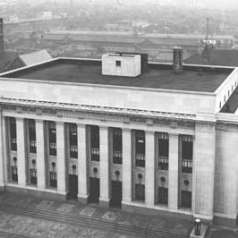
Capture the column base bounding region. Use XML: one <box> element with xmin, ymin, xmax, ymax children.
<box><xmin>78</xmin><ymin>194</ymin><xmax>89</xmax><ymax>204</ymax></box>
<box><xmin>214</xmin><ymin>214</ymin><xmax>237</xmax><ymax>227</ymax></box>
<box><xmin>99</xmin><ymin>198</ymin><xmax>110</xmax><ymax>208</ymax></box>
<box><xmin>0</xmin><ymin>185</ymin><xmax>5</xmax><ymax>192</ymax></box>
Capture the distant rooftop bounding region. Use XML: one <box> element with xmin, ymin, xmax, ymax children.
<box><xmin>185</xmin><ymin>48</ymin><xmax>238</xmax><ymax>67</ymax></box>
<box><xmin>19</xmin><ymin>49</ymin><xmax>52</xmax><ymax>66</ymax></box>
<box><xmin>1</xmin><ymin>58</ymin><xmax>233</xmax><ymax>93</ymax></box>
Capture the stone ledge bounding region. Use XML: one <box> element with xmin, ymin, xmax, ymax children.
<box><xmin>122</xmin><ymin>202</ymin><xmax>193</xmax><ymax>220</ymax></box>
<box><xmin>5</xmin><ymin>185</ymin><xmax>67</xmax><ymax>201</ymax></box>
<box><xmin>214</xmin><ymin>215</ymin><xmax>237</xmax><ymax>228</ymax></box>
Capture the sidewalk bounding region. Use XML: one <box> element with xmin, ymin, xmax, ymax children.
<box><xmin>0</xmin><ymin>192</ymin><xmax>192</xmax><ymax>238</ymax></box>
<box><xmin>207</xmin><ymin>225</ymin><xmax>238</xmax><ymax>238</ymax></box>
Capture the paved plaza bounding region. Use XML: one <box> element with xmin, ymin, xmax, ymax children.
<box><xmin>1</xmin><ymin>192</ymin><xmax>237</xmax><ymax>238</ymax></box>
<box><xmin>0</xmin><ymin>192</ymin><xmax>193</xmax><ymax>238</ymax></box>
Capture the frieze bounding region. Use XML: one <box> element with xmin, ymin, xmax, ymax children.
<box><xmin>0</xmin><ymin>97</ymin><xmax>198</xmax><ymax>128</ymax></box>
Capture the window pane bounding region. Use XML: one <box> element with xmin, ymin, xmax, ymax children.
<box><xmin>159</xmin><ymin>139</ymin><xmax>168</xmax><ymax>157</ymax></box>
<box><xmin>182</xmin><ymin>141</ymin><xmax>193</xmax><ymax>160</ymax></box>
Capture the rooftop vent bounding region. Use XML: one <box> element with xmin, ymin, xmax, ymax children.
<box><xmin>102</xmin><ymin>53</ymin><xmax>141</xmax><ymax>77</ymax></box>
<box><xmin>173</xmin><ymin>47</ymin><xmax>183</xmax><ymax>73</ymax></box>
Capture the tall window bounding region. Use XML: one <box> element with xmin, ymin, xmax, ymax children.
<box><xmin>30</xmin><ymin>159</ymin><xmax>37</xmax><ymax>185</ymax></box>
<box><xmin>9</xmin><ymin>117</ymin><xmax>17</xmax><ymax>151</ymax></box>
<box><xmin>69</xmin><ymin>124</ymin><xmax>78</xmax><ymax>158</ymax></box>
<box><xmin>158</xmin><ymin>133</ymin><xmax>168</xmax><ymax>170</ymax></box>
<box><xmin>135</xmin><ymin>173</ymin><xmax>145</xmax><ymax>202</ymax></box>
<box><xmin>91</xmin><ymin>126</ymin><xmax>99</xmax><ymax>161</ymax></box>
<box><xmin>112</xmin><ymin>128</ymin><xmax>122</xmax><ymax>164</ymax></box>
<box><xmin>11</xmin><ymin>157</ymin><xmax>18</xmax><ymax>183</ymax></box>
<box><xmin>49</xmin><ymin>122</ymin><xmax>56</xmax><ymax>156</ymax></box>
<box><xmin>49</xmin><ymin>162</ymin><xmax>57</xmax><ymax>188</ymax></box>
<box><xmin>181</xmin><ymin>136</ymin><xmax>193</xmax><ymax>173</ymax></box>
<box><xmin>135</xmin><ymin>130</ymin><xmax>145</xmax><ymax>167</ymax></box>
<box><xmin>28</xmin><ymin>119</ymin><xmax>36</xmax><ymax>153</ymax></box>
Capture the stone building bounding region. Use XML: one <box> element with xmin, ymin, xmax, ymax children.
<box><xmin>0</xmin><ymin>50</ymin><xmax>237</xmax><ymax>227</ymax></box>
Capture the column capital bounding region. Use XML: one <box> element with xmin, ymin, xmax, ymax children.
<box><xmin>77</xmin><ymin>123</ymin><xmax>86</xmax><ymax>128</ymax></box>
<box><xmin>99</xmin><ymin>125</ymin><xmax>109</xmax><ymax>130</ymax></box>
<box><xmin>35</xmin><ymin>119</ymin><xmax>44</xmax><ymax>123</ymax></box>
<box><xmin>169</xmin><ymin>132</ymin><xmax>179</xmax><ymax>137</ymax></box>
<box><xmin>145</xmin><ymin>130</ymin><xmax>155</xmax><ymax>135</ymax></box>
<box><xmin>122</xmin><ymin>127</ymin><xmax>131</xmax><ymax>132</ymax></box>
<box><xmin>56</xmin><ymin>121</ymin><xmax>64</xmax><ymax>125</ymax></box>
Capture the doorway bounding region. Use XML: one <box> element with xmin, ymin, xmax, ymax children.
<box><xmin>68</xmin><ymin>174</ymin><xmax>78</xmax><ymax>199</ymax></box>
<box><xmin>110</xmin><ymin>180</ymin><xmax>122</xmax><ymax>208</ymax></box>
<box><xmin>89</xmin><ymin>177</ymin><xmax>100</xmax><ymax>203</ymax></box>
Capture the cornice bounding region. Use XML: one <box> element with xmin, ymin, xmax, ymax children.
<box><xmin>0</xmin><ymin>96</ymin><xmax>196</xmax><ymax>123</ymax></box>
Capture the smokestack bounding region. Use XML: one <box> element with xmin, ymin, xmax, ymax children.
<box><xmin>0</xmin><ymin>18</ymin><xmax>3</xmax><ymax>53</ymax></box>
<box><xmin>173</xmin><ymin>47</ymin><xmax>183</xmax><ymax>73</ymax></box>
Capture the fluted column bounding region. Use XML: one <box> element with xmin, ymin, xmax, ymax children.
<box><xmin>56</xmin><ymin>121</ymin><xmax>67</xmax><ymax>195</ymax></box>
<box><xmin>77</xmin><ymin>124</ymin><xmax>88</xmax><ymax>203</ymax></box>
<box><xmin>168</xmin><ymin>133</ymin><xmax>179</xmax><ymax>211</ymax></box>
<box><xmin>36</xmin><ymin>120</ymin><xmax>46</xmax><ymax>189</ymax></box>
<box><xmin>193</xmin><ymin>122</ymin><xmax>215</xmax><ymax>220</ymax></box>
<box><xmin>122</xmin><ymin>128</ymin><xmax>132</xmax><ymax>204</ymax></box>
<box><xmin>145</xmin><ymin>131</ymin><xmax>155</xmax><ymax>206</ymax></box>
<box><xmin>99</xmin><ymin>126</ymin><xmax>110</xmax><ymax>207</ymax></box>
<box><xmin>16</xmin><ymin>117</ymin><xmax>26</xmax><ymax>186</ymax></box>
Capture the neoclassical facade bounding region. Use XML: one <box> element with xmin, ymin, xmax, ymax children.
<box><xmin>0</xmin><ymin>53</ymin><xmax>237</xmax><ymax>226</ymax></box>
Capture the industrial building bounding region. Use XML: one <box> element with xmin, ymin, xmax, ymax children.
<box><xmin>0</xmin><ymin>48</ymin><xmax>237</xmax><ymax>227</ymax></box>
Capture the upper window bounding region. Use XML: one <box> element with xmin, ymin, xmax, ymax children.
<box><xmin>116</xmin><ymin>60</ymin><xmax>121</xmax><ymax>67</ymax></box>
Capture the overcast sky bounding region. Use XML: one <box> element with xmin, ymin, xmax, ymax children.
<box><xmin>8</xmin><ymin>0</ymin><xmax>238</xmax><ymax>10</ymax></box>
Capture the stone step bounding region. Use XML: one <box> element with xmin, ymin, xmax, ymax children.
<box><xmin>0</xmin><ymin>230</ymin><xmax>31</xmax><ymax>238</ymax></box>
<box><xmin>0</xmin><ymin>204</ymin><xmax>185</xmax><ymax>238</ymax></box>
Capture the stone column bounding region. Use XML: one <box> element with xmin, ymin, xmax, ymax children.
<box><xmin>16</xmin><ymin>117</ymin><xmax>26</xmax><ymax>186</ymax></box>
<box><xmin>122</xmin><ymin>128</ymin><xmax>132</xmax><ymax>205</ymax></box>
<box><xmin>168</xmin><ymin>133</ymin><xmax>179</xmax><ymax>211</ymax></box>
<box><xmin>36</xmin><ymin>120</ymin><xmax>46</xmax><ymax>189</ymax></box>
<box><xmin>145</xmin><ymin>131</ymin><xmax>155</xmax><ymax>206</ymax></box>
<box><xmin>99</xmin><ymin>126</ymin><xmax>110</xmax><ymax>207</ymax></box>
<box><xmin>56</xmin><ymin>121</ymin><xmax>67</xmax><ymax>195</ymax></box>
<box><xmin>193</xmin><ymin>122</ymin><xmax>215</xmax><ymax>220</ymax></box>
<box><xmin>0</xmin><ymin>110</ymin><xmax>4</xmax><ymax>189</ymax></box>
<box><xmin>77</xmin><ymin>124</ymin><xmax>88</xmax><ymax>204</ymax></box>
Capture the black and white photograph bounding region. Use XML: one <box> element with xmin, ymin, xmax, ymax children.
<box><xmin>0</xmin><ymin>0</ymin><xmax>238</xmax><ymax>237</ymax></box>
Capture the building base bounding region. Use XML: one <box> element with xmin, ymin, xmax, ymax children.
<box><xmin>99</xmin><ymin>199</ymin><xmax>110</xmax><ymax>208</ymax></box>
<box><xmin>214</xmin><ymin>215</ymin><xmax>237</xmax><ymax>228</ymax></box>
<box><xmin>5</xmin><ymin>185</ymin><xmax>67</xmax><ymax>201</ymax></box>
<box><xmin>78</xmin><ymin>195</ymin><xmax>89</xmax><ymax>205</ymax></box>
<box><xmin>0</xmin><ymin>185</ymin><xmax>5</xmax><ymax>192</ymax></box>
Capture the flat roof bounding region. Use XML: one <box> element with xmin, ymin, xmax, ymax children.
<box><xmin>1</xmin><ymin>58</ymin><xmax>233</xmax><ymax>92</ymax></box>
